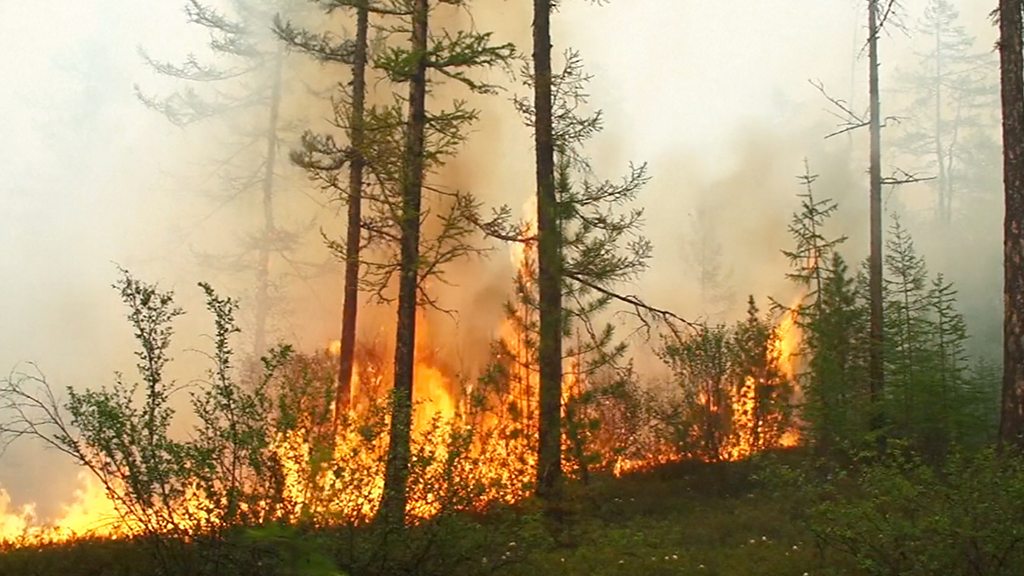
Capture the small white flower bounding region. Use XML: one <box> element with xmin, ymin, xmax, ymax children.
<box><xmin>699</xmin><ymin>564</ymin><xmax>705</xmax><ymax>569</ymax></box>
<box><xmin>671</xmin><ymin>554</ymin><xmax>678</xmax><ymax>560</ymax></box>
<box><xmin>792</xmin><ymin>545</ymin><xmax>799</xmax><ymax>551</ymax></box>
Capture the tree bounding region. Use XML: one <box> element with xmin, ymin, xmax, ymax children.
<box><xmin>363</xmin><ymin>0</ymin><xmax>514</xmax><ymax>526</ymax></box>
<box><xmin>275</xmin><ymin>1</ymin><xmax>372</xmax><ymax>423</ymax></box>
<box><xmin>533</xmin><ymin>0</ymin><xmax>561</xmax><ymax>502</ymax></box>
<box><xmin>998</xmin><ymin>0</ymin><xmax>1024</xmax><ymax>449</ymax></box>
<box><xmin>660</xmin><ymin>324</ymin><xmax>733</xmax><ymax>461</ymax></box>
<box><xmin>895</xmin><ymin>0</ymin><xmax>997</xmax><ymax>225</ymax></box>
<box><xmin>137</xmin><ymin>0</ymin><xmax>311</xmax><ymax>359</ymax></box>
<box><xmin>804</xmin><ymin>253</ymin><xmax>871</xmax><ymax>452</ymax></box>
<box><xmin>782</xmin><ymin>161</ymin><xmax>848</xmax><ymax>319</ymax></box>
<box><xmin>883</xmin><ymin>217</ymin><xmax>934</xmax><ymax>447</ymax></box>
<box><xmin>867</xmin><ymin>0</ymin><xmax>886</xmax><ymax>432</ymax></box>
<box><xmin>729</xmin><ymin>297</ymin><xmax>794</xmax><ymax>454</ymax></box>
<box><xmin>380</xmin><ymin>0</ymin><xmax>429</xmax><ymax>528</ymax></box>
<box><xmin>687</xmin><ymin>200</ymin><xmax>734</xmax><ymax>321</ymax></box>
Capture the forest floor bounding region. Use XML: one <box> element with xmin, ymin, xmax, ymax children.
<box><xmin>0</xmin><ymin>453</ymin><xmax>850</xmax><ymax>576</ymax></box>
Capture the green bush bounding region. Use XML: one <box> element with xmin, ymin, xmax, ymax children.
<box><xmin>811</xmin><ymin>449</ymin><xmax>1024</xmax><ymax>576</ymax></box>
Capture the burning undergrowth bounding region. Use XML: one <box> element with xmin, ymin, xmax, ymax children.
<box><xmin>0</xmin><ymin>262</ymin><xmax>802</xmax><ymax>548</ymax></box>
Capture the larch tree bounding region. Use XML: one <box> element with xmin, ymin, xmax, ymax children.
<box><xmin>533</xmin><ymin>0</ymin><xmax>562</xmax><ymax>501</ymax></box>
<box><xmin>895</xmin><ymin>0</ymin><xmax>995</xmax><ymax>226</ymax></box>
<box><xmin>275</xmin><ymin>0</ymin><xmax>374</xmax><ymax>424</ymax></box>
<box><xmin>998</xmin><ymin>0</ymin><xmax>1024</xmax><ymax>449</ymax></box>
<box><xmin>137</xmin><ymin>0</ymin><xmax>310</xmax><ymax>359</ymax></box>
<box><xmin>867</xmin><ymin>0</ymin><xmax>885</xmax><ymax>432</ymax></box>
<box><xmin>324</xmin><ymin>0</ymin><xmax>512</xmax><ymax>527</ymax></box>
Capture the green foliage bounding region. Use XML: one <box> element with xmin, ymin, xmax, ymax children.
<box><xmin>811</xmin><ymin>449</ymin><xmax>1024</xmax><ymax>576</ymax></box>
<box><xmin>242</xmin><ymin>524</ymin><xmax>346</xmax><ymax>576</ymax></box>
<box><xmin>881</xmin><ymin>216</ymin><xmax>990</xmax><ymax>457</ymax></box>
<box><xmin>660</xmin><ymin>300</ymin><xmax>794</xmax><ymax>462</ymax></box>
<box><xmin>782</xmin><ymin>161</ymin><xmax>848</xmax><ymax>313</ymax></box>
<box><xmin>801</xmin><ymin>253</ymin><xmax>872</xmax><ymax>454</ymax></box>
<box><xmin>661</xmin><ymin>324</ymin><xmax>733</xmax><ymax>460</ymax></box>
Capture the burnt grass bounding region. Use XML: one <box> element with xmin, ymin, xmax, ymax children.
<box><xmin>0</xmin><ymin>451</ymin><xmax>848</xmax><ymax>576</ymax></box>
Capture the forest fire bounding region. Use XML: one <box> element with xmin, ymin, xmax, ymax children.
<box><xmin>0</xmin><ymin>304</ymin><xmax>805</xmax><ymax>547</ymax></box>
<box><xmin>0</xmin><ymin>243</ymin><xmax>804</xmax><ymax>547</ymax></box>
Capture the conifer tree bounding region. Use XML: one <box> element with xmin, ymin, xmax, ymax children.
<box><xmin>137</xmin><ymin>0</ymin><xmax>309</xmax><ymax>358</ymax></box>
<box><xmin>275</xmin><ymin>1</ymin><xmax>374</xmax><ymax>422</ymax></box>
<box><xmin>883</xmin><ymin>216</ymin><xmax>934</xmax><ymax>446</ymax></box>
<box><xmin>805</xmin><ymin>253</ymin><xmax>871</xmax><ymax>452</ymax></box>
<box><xmin>998</xmin><ymin>0</ymin><xmax>1024</xmax><ymax>449</ymax></box>
<box><xmin>895</xmin><ymin>0</ymin><xmax>997</xmax><ymax>225</ymax></box>
<box><xmin>353</xmin><ymin>0</ymin><xmax>514</xmax><ymax>527</ymax></box>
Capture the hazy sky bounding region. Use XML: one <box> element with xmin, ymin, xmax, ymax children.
<box><xmin>0</xmin><ymin>0</ymin><xmax>1003</xmax><ymax>512</ymax></box>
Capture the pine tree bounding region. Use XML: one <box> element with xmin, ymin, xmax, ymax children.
<box><xmin>533</xmin><ymin>0</ymin><xmax>562</xmax><ymax>501</ymax></box>
<box><xmin>927</xmin><ymin>274</ymin><xmax>970</xmax><ymax>445</ymax></box>
<box><xmin>998</xmin><ymin>0</ymin><xmax>1024</xmax><ymax>449</ymax></box>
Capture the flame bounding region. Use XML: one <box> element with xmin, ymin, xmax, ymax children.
<box><xmin>2</xmin><ymin>207</ymin><xmax>808</xmax><ymax>546</ymax></box>
<box><xmin>0</xmin><ymin>473</ymin><xmax>131</xmax><ymax>545</ymax></box>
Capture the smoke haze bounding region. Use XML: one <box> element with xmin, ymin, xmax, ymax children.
<box><xmin>0</xmin><ymin>0</ymin><xmax>1004</xmax><ymax>514</ymax></box>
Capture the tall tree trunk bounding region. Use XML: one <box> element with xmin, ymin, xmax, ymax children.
<box><xmin>998</xmin><ymin>0</ymin><xmax>1024</xmax><ymax>449</ymax></box>
<box><xmin>534</xmin><ymin>0</ymin><xmax>563</xmax><ymax>500</ymax></box>
<box><xmin>867</xmin><ymin>0</ymin><xmax>885</xmax><ymax>431</ymax></box>
<box><xmin>379</xmin><ymin>0</ymin><xmax>428</xmax><ymax>527</ymax></box>
<box><xmin>335</xmin><ymin>4</ymin><xmax>370</xmax><ymax>429</ymax></box>
<box><xmin>934</xmin><ymin>17</ymin><xmax>950</xmax><ymax>225</ymax></box>
<box><xmin>254</xmin><ymin>49</ymin><xmax>284</xmax><ymax>359</ymax></box>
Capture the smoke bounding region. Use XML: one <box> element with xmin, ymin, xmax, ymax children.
<box><xmin>0</xmin><ymin>0</ymin><xmax>1006</xmax><ymax>515</ymax></box>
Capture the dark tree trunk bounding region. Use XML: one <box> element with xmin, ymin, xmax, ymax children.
<box><xmin>867</xmin><ymin>0</ymin><xmax>885</xmax><ymax>431</ymax></box>
<box><xmin>533</xmin><ymin>0</ymin><xmax>563</xmax><ymax>501</ymax></box>
<box><xmin>379</xmin><ymin>0</ymin><xmax>428</xmax><ymax>527</ymax></box>
<box><xmin>254</xmin><ymin>49</ymin><xmax>284</xmax><ymax>359</ymax></box>
<box><xmin>998</xmin><ymin>0</ymin><xmax>1024</xmax><ymax>449</ymax></box>
<box><xmin>335</xmin><ymin>3</ymin><xmax>369</xmax><ymax>429</ymax></box>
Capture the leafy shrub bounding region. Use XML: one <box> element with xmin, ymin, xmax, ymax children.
<box><xmin>811</xmin><ymin>448</ymin><xmax>1024</xmax><ymax>576</ymax></box>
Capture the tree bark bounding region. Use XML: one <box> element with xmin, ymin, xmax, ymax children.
<box><xmin>379</xmin><ymin>0</ymin><xmax>428</xmax><ymax>527</ymax></box>
<box><xmin>253</xmin><ymin>48</ymin><xmax>284</xmax><ymax>359</ymax></box>
<box><xmin>334</xmin><ymin>3</ymin><xmax>369</xmax><ymax>429</ymax></box>
<box><xmin>868</xmin><ymin>0</ymin><xmax>885</xmax><ymax>431</ymax></box>
<box><xmin>534</xmin><ymin>0</ymin><xmax>563</xmax><ymax>500</ymax></box>
<box><xmin>998</xmin><ymin>0</ymin><xmax>1024</xmax><ymax>449</ymax></box>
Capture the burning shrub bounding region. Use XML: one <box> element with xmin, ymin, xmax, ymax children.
<box><xmin>660</xmin><ymin>298</ymin><xmax>797</xmax><ymax>462</ymax></box>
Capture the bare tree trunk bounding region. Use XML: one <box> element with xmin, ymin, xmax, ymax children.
<box><xmin>379</xmin><ymin>0</ymin><xmax>428</xmax><ymax>527</ymax></box>
<box><xmin>335</xmin><ymin>3</ymin><xmax>369</xmax><ymax>428</ymax></box>
<box><xmin>998</xmin><ymin>0</ymin><xmax>1024</xmax><ymax>449</ymax></box>
<box><xmin>534</xmin><ymin>0</ymin><xmax>563</xmax><ymax>501</ymax></box>
<box><xmin>934</xmin><ymin>16</ymin><xmax>950</xmax><ymax>226</ymax></box>
<box><xmin>254</xmin><ymin>49</ymin><xmax>284</xmax><ymax>359</ymax></box>
<box><xmin>868</xmin><ymin>0</ymin><xmax>885</xmax><ymax>432</ymax></box>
